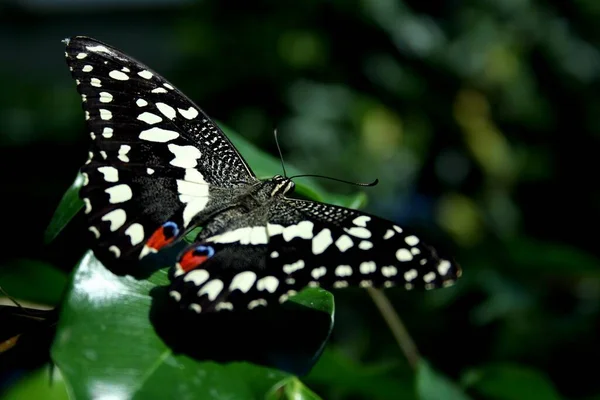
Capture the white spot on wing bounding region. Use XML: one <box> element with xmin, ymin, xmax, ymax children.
<box><xmin>198</xmin><ymin>279</ymin><xmax>223</xmax><ymax>301</ymax></box>
<box><xmin>91</xmin><ymin>78</ymin><xmax>102</xmax><ymax>87</ymax></box>
<box><xmin>138</xmin><ymin>70</ymin><xmax>153</xmax><ymax>79</ymax></box>
<box><xmin>108</xmin><ymin>246</ymin><xmax>121</xmax><ymax>258</ymax></box>
<box><xmin>359</xmin><ymin>261</ymin><xmax>376</xmax><ymax>274</ymax></box>
<box><xmin>405</xmin><ymin>235</ymin><xmax>420</xmax><ymax>246</ymax></box>
<box><xmin>282</xmin><ymin>221</ymin><xmax>314</xmax><ymax>241</ymax></box>
<box><xmin>76</xmin><ymin>52</ymin><xmax>87</xmax><ymax>59</ymax></box>
<box><xmin>335</xmin><ymin>235</ymin><xmax>353</xmax><ymax>252</ymax></box>
<box><xmin>102</xmin><ymin>127</ymin><xmax>113</xmax><ymax>138</ymax></box>
<box><xmin>248</xmin><ymin>299</ymin><xmax>267</xmax><ymax>309</ymax></box>
<box><xmin>147</xmin><ymin>168</ymin><xmax>155</xmax><ymax>175</ymax></box>
<box><xmin>311</xmin><ymin>266</ymin><xmax>327</xmax><ymax>279</ymax></box>
<box><xmin>383</xmin><ymin>229</ymin><xmax>394</xmax><ymax>240</ymax></box>
<box><xmin>139</xmin><ymin>127</ymin><xmax>179</xmax><ymax>142</ymax></box>
<box><xmin>83</xmin><ymin>198</ymin><xmax>91</xmax><ymax>213</ymax></box>
<box><xmin>215</xmin><ymin>302</ymin><xmax>233</xmax><ymax>311</ymax></box>
<box><xmin>136</xmin><ymin>98</ymin><xmax>148</xmax><ymax>107</ymax></box>
<box><xmin>358</xmin><ymin>241</ymin><xmax>373</xmax><ymax>250</ymax></box>
<box><xmin>86</xmin><ymin>45</ymin><xmax>111</xmax><ymax>53</ymax></box>
<box><xmin>353</xmin><ymin>215</ymin><xmax>371</xmax><ymax>227</ymax></box>
<box><xmin>344</xmin><ymin>227</ymin><xmax>371</xmax><ymax>239</ymax></box>
<box><xmin>178</xmin><ymin>106</ymin><xmax>199</xmax><ymax>120</ymax></box>
<box><xmin>335</xmin><ymin>265</ymin><xmax>352</xmax><ymax>277</ymax></box>
<box><xmin>88</xmin><ymin>226</ymin><xmax>100</xmax><ymax>238</ymax></box>
<box><xmin>137</xmin><ymin>112</ymin><xmax>162</xmax><ymax>125</ymax></box>
<box><xmin>404</xmin><ymin>269</ymin><xmax>418</xmax><ymax>282</ymax></box>
<box><xmin>99</xmin><ymin>109</ymin><xmax>112</xmax><ymax>120</ymax></box>
<box><xmin>168</xmin><ymin>144</ymin><xmax>202</xmax><ymax>169</ymax></box>
<box><xmin>125</xmin><ymin>223</ymin><xmax>144</xmax><ymax>246</ymax></box>
<box><xmin>109</xmin><ymin>70</ymin><xmax>129</xmax><ymax>81</ymax></box>
<box><xmin>101</xmin><ymin>209</ymin><xmax>127</xmax><ymax>231</ymax></box>
<box><xmin>283</xmin><ymin>260</ymin><xmax>304</xmax><ymax>274</ymax></box>
<box><xmin>98</xmin><ymin>166</ymin><xmax>119</xmax><ymax>182</ymax></box>
<box><xmin>184</xmin><ymin>270</ymin><xmax>209</xmax><ymax>286</ymax></box>
<box><xmin>230</xmin><ymin>271</ymin><xmax>257</xmax><ymax>293</ymax></box>
<box><xmin>151</xmin><ymin>87</ymin><xmax>168</xmax><ymax>94</ymax></box>
<box><xmin>156</xmin><ymin>102</ymin><xmax>177</xmax><ymax>120</ymax></box>
<box><xmin>118</xmin><ymin>145</ymin><xmax>131</xmax><ymax>162</ymax></box>
<box><xmin>382</xmin><ymin>266</ymin><xmax>397</xmax><ymax>277</ymax></box>
<box><xmin>169</xmin><ymin>291</ymin><xmax>181</xmax><ymax>301</ymax></box>
<box><xmin>257</xmin><ymin>276</ymin><xmax>279</xmax><ymax>293</ymax></box>
<box><xmin>437</xmin><ymin>260</ymin><xmax>451</xmax><ymax>275</ymax></box>
<box><xmin>312</xmin><ymin>228</ymin><xmax>333</xmax><ymax>255</ymax></box>
<box><xmin>99</xmin><ymin>92</ymin><xmax>113</xmax><ymax>103</ymax></box>
<box><xmin>189</xmin><ymin>303</ymin><xmax>201</xmax><ymax>313</ymax></box>
<box><xmin>82</xmin><ymin>65</ymin><xmax>93</xmax><ymax>72</ymax></box>
<box><xmin>396</xmin><ymin>248</ymin><xmax>413</xmax><ymax>262</ymax></box>
<box><xmin>423</xmin><ymin>272</ymin><xmax>436</xmax><ymax>283</ymax></box>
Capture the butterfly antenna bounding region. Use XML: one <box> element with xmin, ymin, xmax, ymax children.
<box><xmin>274</xmin><ymin>128</ymin><xmax>288</xmax><ymax>178</ymax></box>
<box><xmin>289</xmin><ymin>174</ymin><xmax>379</xmax><ymax>187</ymax></box>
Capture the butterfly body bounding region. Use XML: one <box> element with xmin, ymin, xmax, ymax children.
<box><xmin>63</xmin><ymin>36</ymin><xmax>461</xmax><ymax>314</ymax></box>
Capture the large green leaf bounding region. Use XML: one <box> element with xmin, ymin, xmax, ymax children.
<box><xmin>51</xmin><ymin>251</ymin><xmax>334</xmax><ymax>399</ymax></box>
<box><xmin>43</xmin><ymin>123</ymin><xmax>366</xmax><ymax>244</ymax></box>
<box><xmin>0</xmin><ymin>365</ymin><xmax>69</xmax><ymax>400</ymax></box>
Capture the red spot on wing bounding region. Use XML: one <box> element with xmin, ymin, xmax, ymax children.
<box><xmin>179</xmin><ymin>250</ymin><xmax>209</xmax><ymax>273</ymax></box>
<box><xmin>146</xmin><ymin>226</ymin><xmax>176</xmax><ymax>252</ymax></box>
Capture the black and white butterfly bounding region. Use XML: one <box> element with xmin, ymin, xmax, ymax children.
<box><xmin>63</xmin><ymin>36</ymin><xmax>461</xmax><ymax>314</ymax></box>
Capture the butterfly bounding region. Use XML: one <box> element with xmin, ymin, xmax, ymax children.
<box><xmin>63</xmin><ymin>36</ymin><xmax>461</xmax><ymax>314</ymax></box>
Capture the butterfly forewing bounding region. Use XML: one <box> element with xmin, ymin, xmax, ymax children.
<box><xmin>64</xmin><ymin>36</ymin><xmax>256</xmax><ymax>272</ymax></box>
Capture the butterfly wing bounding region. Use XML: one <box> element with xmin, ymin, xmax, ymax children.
<box><xmin>63</xmin><ymin>36</ymin><xmax>257</xmax><ymax>273</ymax></box>
<box><xmin>168</xmin><ymin>197</ymin><xmax>461</xmax><ymax>313</ymax></box>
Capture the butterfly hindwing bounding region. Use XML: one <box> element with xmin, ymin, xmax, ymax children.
<box><xmin>168</xmin><ymin>196</ymin><xmax>461</xmax><ymax>314</ymax></box>
<box><xmin>63</xmin><ymin>36</ymin><xmax>257</xmax><ymax>273</ymax></box>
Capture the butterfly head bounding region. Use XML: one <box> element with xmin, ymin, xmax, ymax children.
<box><xmin>269</xmin><ymin>175</ymin><xmax>295</xmax><ymax>197</ymax></box>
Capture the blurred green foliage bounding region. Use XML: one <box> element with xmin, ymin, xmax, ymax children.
<box><xmin>1</xmin><ymin>0</ymin><xmax>600</xmax><ymax>399</ymax></box>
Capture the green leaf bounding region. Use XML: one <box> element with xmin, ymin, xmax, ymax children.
<box><xmin>51</xmin><ymin>251</ymin><xmax>332</xmax><ymax>399</ymax></box>
<box><xmin>0</xmin><ymin>365</ymin><xmax>69</xmax><ymax>400</ymax></box>
<box><xmin>267</xmin><ymin>376</ymin><xmax>324</xmax><ymax>400</ymax></box>
<box><xmin>462</xmin><ymin>363</ymin><xmax>563</xmax><ymax>400</ymax></box>
<box><xmin>416</xmin><ymin>360</ymin><xmax>472</xmax><ymax>400</ymax></box>
<box><xmin>0</xmin><ymin>258</ymin><xmax>67</xmax><ymax>305</ymax></box>
<box><xmin>43</xmin><ymin>171</ymin><xmax>84</xmax><ymax>245</ymax></box>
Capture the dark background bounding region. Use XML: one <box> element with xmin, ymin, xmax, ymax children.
<box><xmin>1</xmin><ymin>0</ymin><xmax>599</xmax><ymax>399</ymax></box>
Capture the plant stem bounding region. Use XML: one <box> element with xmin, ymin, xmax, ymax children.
<box><xmin>367</xmin><ymin>287</ymin><xmax>421</xmax><ymax>369</ymax></box>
